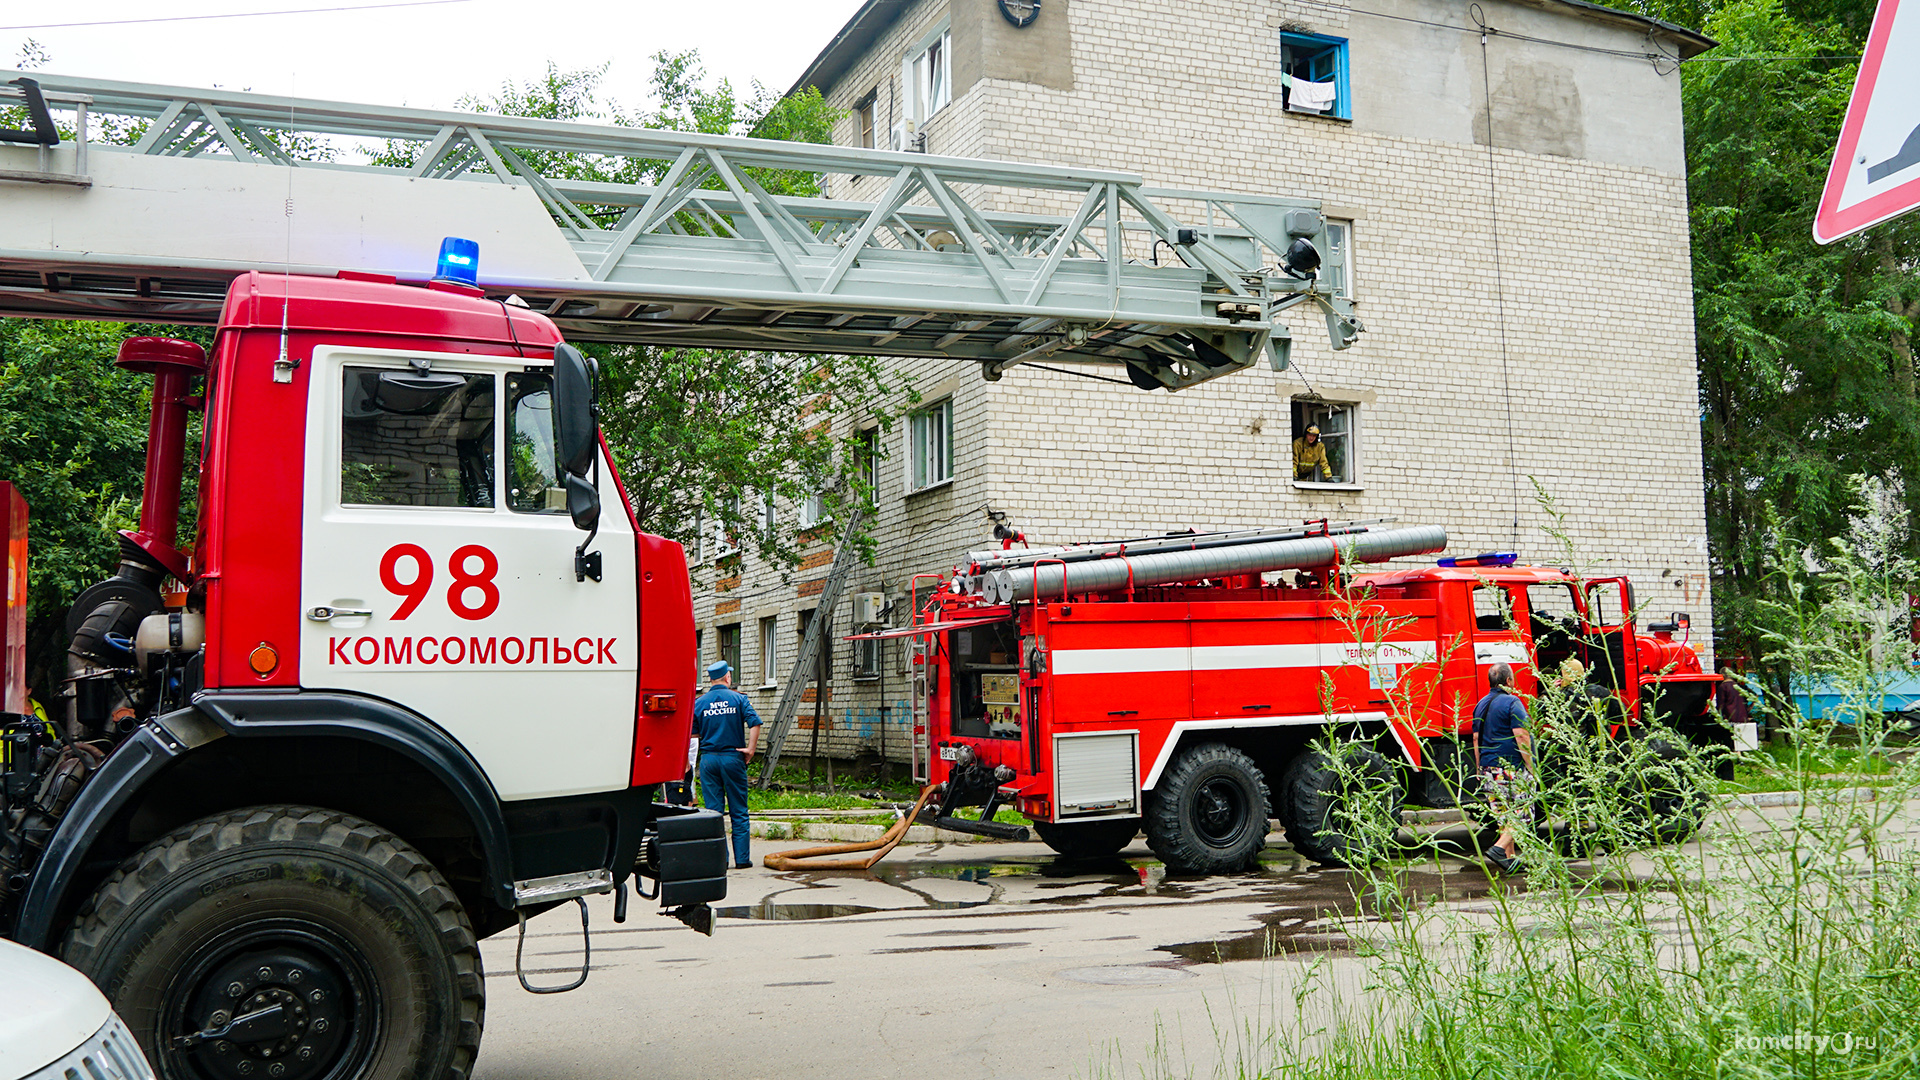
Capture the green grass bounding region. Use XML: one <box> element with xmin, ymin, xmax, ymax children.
<box><xmin>1716</xmin><ymin>742</ymin><xmax>1899</xmax><ymax>794</ymax></box>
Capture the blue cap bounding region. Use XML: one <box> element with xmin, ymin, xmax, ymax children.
<box><xmin>707</xmin><ymin>660</ymin><xmax>731</xmax><ymax>680</ymax></box>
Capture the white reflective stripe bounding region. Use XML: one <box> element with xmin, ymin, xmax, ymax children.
<box><xmin>1051</xmin><ymin>646</ymin><xmax>1191</xmax><ymax>675</ymax></box>
<box><xmin>1190</xmin><ymin>643</ymin><xmax>1316</xmax><ymax>670</ymax></box>
<box><xmin>1053</xmin><ymin>640</ymin><xmax>1439</xmax><ymax>675</ymax></box>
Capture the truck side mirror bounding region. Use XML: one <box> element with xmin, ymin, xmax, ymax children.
<box><xmin>565</xmin><ymin>473</ymin><xmax>600</xmax><ymax>533</ymax></box>
<box><xmin>552</xmin><ymin>344</ymin><xmax>599</xmax><ymax>479</ymax></box>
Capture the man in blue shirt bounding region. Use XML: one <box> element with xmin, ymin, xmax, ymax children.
<box><xmin>1472</xmin><ymin>662</ymin><xmax>1534</xmax><ymax>874</ymax></box>
<box><xmin>694</xmin><ymin>661</ymin><xmax>762</xmax><ymax>869</ymax></box>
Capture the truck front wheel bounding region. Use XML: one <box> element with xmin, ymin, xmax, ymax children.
<box><xmin>63</xmin><ymin>805</ymin><xmax>484</xmax><ymax>1080</ymax></box>
<box><xmin>1032</xmin><ymin>818</ymin><xmax>1140</xmax><ymax>859</ymax></box>
<box><xmin>1144</xmin><ymin>743</ymin><xmax>1270</xmax><ymax>873</ymax></box>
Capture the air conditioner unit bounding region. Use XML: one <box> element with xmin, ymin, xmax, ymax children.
<box><xmin>852</xmin><ymin>592</ymin><xmax>887</xmax><ymax>626</ymax></box>
<box><xmin>891</xmin><ymin>121</ymin><xmax>924</xmax><ymax>153</ymax></box>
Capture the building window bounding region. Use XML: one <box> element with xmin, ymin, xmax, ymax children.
<box><xmin>1290</xmin><ymin>398</ymin><xmax>1359</xmax><ymax>486</ymax></box>
<box><xmin>712</xmin><ymin>494</ymin><xmax>740</xmax><ymax>558</ymax></box>
<box><xmin>908</xmin><ymin>399</ymin><xmax>953</xmax><ymax>491</ymax></box>
<box><xmin>901</xmin><ymin>25</ymin><xmax>952</xmax><ymax>136</ymax></box>
<box><xmin>695</xmin><ymin>628</ymin><xmax>704</xmax><ymax>680</ymax></box>
<box><xmin>1322</xmin><ymin>220</ymin><xmax>1353</xmax><ymax>297</ymax></box>
<box><xmin>717</xmin><ymin>624</ymin><xmax>742</xmax><ymax>679</ymax></box>
<box><xmin>855</xmin><ymin>92</ymin><xmax>878</xmax><ymax>149</ymax></box>
<box><xmin>798</xmin><ymin>490</ymin><xmax>829</xmax><ymax>529</ymax></box>
<box><xmin>758</xmin><ymin>616</ymin><xmax>778</xmax><ymax>687</ymax></box>
<box><xmin>794</xmin><ymin>609</ymin><xmax>826</xmax><ymax>683</ymax></box>
<box><xmin>853</xmin><ymin>634</ymin><xmax>880</xmax><ymax>680</ymax></box>
<box><xmin>856</xmin><ymin>427</ymin><xmax>880</xmax><ymax>499</ymax></box>
<box><xmin>1280</xmin><ymin>32</ymin><xmax>1349</xmax><ymax>120</ymax></box>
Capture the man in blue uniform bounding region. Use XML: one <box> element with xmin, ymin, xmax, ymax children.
<box><xmin>1472</xmin><ymin>662</ymin><xmax>1535</xmax><ymax>875</ymax></box>
<box><xmin>694</xmin><ymin>661</ymin><xmax>762</xmax><ymax>869</ymax></box>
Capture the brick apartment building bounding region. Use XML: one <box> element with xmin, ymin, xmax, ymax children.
<box><xmin>693</xmin><ymin>0</ymin><xmax>1716</xmax><ymax>768</ymax></box>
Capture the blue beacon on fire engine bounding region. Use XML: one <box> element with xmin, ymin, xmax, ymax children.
<box><xmin>1438</xmin><ymin>552</ymin><xmax>1519</xmax><ymax>568</ymax></box>
<box><xmin>434</xmin><ymin>237</ymin><xmax>480</xmax><ymax>286</ymax></box>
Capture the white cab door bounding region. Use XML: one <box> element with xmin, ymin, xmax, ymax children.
<box><xmin>299</xmin><ymin>345</ymin><xmax>637</xmax><ymax>801</ymax></box>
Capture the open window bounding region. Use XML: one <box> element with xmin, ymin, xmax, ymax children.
<box><xmin>898</xmin><ymin>24</ymin><xmax>952</xmax><ymax>147</ymax></box>
<box><xmin>908</xmin><ymin>398</ymin><xmax>953</xmax><ymax>492</ymax></box>
<box><xmin>1472</xmin><ymin>584</ymin><xmax>1516</xmax><ymax>633</ymax></box>
<box><xmin>1280</xmin><ymin>31</ymin><xmax>1350</xmax><ymax>120</ymax></box>
<box><xmin>1290</xmin><ymin>398</ymin><xmax>1358</xmax><ymax>487</ymax></box>
<box><xmin>1322</xmin><ymin>220</ymin><xmax>1353</xmax><ymax>297</ymax></box>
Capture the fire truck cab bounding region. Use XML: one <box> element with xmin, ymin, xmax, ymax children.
<box><xmin>913</xmin><ymin>526</ymin><xmax>1720</xmax><ymax>871</ymax></box>
<box><xmin>2</xmin><ymin>270</ymin><xmax>727</xmax><ymax>1080</ymax></box>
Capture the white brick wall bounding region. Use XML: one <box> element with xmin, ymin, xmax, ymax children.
<box><xmin>701</xmin><ymin>0</ymin><xmax>1713</xmax><ymax>764</ymax></box>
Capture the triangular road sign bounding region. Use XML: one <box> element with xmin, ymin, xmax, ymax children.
<box><xmin>1815</xmin><ymin>0</ymin><xmax>1920</xmax><ymax>243</ymax></box>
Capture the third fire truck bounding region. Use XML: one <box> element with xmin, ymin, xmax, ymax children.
<box><xmin>901</xmin><ymin>521</ymin><xmax>1721</xmax><ymax>870</ymax></box>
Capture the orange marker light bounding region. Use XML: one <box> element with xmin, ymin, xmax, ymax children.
<box><xmin>248</xmin><ymin>643</ymin><xmax>279</xmax><ymax>676</ymax></box>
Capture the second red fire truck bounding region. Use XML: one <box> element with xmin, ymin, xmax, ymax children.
<box><xmin>898</xmin><ymin>521</ymin><xmax>1720</xmax><ymax>870</ymax></box>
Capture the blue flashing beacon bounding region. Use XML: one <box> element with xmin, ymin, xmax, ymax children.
<box><xmin>434</xmin><ymin>237</ymin><xmax>480</xmax><ymax>286</ymax></box>
<box><xmin>1438</xmin><ymin>552</ymin><xmax>1519</xmax><ymax>568</ymax></box>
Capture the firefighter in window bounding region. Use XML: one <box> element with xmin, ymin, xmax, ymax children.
<box><xmin>1293</xmin><ymin>424</ymin><xmax>1333</xmax><ymax>482</ymax></box>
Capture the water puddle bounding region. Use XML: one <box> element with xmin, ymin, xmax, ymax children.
<box><xmin>872</xmin><ymin>941</ymin><xmax>1030</xmax><ymax>954</ymax></box>
<box><xmin>716</xmin><ymin>903</ymin><xmax>882</xmax><ymax>921</ymax></box>
<box><xmin>1155</xmin><ymin>869</ymin><xmax>1503</xmax><ymax>964</ymax></box>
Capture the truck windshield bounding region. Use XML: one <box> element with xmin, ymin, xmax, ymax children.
<box><xmin>949</xmin><ymin>620</ymin><xmax>1020</xmax><ymax>740</ymax></box>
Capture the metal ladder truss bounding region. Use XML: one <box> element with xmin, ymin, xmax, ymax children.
<box><xmin>0</xmin><ymin>72</ymin><xmax>1361</xmax><ymax>391</ymax></box>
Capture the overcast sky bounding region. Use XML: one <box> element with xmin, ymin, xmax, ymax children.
<box><xmin>2</xmin><ymin>0</ymin><xmax>867</xmax><ymax>114</ymax></box>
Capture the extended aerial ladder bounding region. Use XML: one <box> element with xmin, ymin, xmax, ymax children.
<box><xmin>0</xmin><ymin>72</ymin><xmax>1361</xmax><ymax>391</ymax></box>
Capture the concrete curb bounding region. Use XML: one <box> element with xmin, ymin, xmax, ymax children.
<box><xmin>1726</xmin><ymin>786</ymin><xmax>1880</xmax><ymax>809</ymax></box>
<box><xmin>748</xmin><ymin>787</ymin><xmax>1893</xmax><ymax>846</ymax></box>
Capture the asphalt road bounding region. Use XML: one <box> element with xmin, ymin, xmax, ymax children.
<box><xmin>468</xmin><ymin>835</ymin><xmax>1482</xmax><ymax>1080</ymax></box>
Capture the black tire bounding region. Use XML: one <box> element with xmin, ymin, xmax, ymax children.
<box><xmin>1143</xmin><ymin>743</ymin><xmax>1270</xmax><ymax>873</ymax></box>
<box><xmin>1615</xmin><ymin>733</ymin><xmax>1707</xmax><ymax>845</ymax></box>
<box><xmin>1032</xmin><ymin>817</ymin><xmax>1140</xmax><ymax>859</ymax></box>
<box><xmin>1279</xmin><ymin>745</ymin><xmax>1399</xmax><ymax>867</ymax></box>
<box><xmin>63</xmin><ymin>806</ymin><xmax>484</xmax><ymax>1080</ymax></box>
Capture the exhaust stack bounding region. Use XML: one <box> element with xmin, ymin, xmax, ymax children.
<box><xmin>114</xmin><ymin>337</ymin><xmax>206</xmax><ymax>579</ymax></box>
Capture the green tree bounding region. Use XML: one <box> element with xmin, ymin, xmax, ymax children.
<box><xmin>0</xmin><ymin>319</ymin><xmax>211</xmax><ymax>692</ymax></box>
<box><xmin>411</xmin><ymin>55</ymin><xmax>904</xmax><ymax>573</ymax></box>
<box><xmin>1606</xmin><ymin>0</ymin><xmax>1920</xmax><ymax>667</ymax></box>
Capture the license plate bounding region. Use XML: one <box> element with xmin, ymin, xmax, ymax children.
<box><xmin>938</xmin><ymin>745</ymin><xmax>962</xmax><ymax>761</ymax></box>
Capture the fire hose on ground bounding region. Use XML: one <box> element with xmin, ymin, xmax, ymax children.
<box><xmin>760</xmin><ymin>785</ymin><xmax>943</xmax><ymax>871</ymax></box>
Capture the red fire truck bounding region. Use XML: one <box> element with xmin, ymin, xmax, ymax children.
<box><xmin>1</xmin><ymin>267</ymin><xmax>727</xmax><ymax>1080</ymax></box>
<box><xmin>905</xmin><ymin>522</ymin><xmax>1720</xmax><ymax>870</ymax></box>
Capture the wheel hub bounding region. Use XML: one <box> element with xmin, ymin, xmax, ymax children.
<box><xmin>1193</xmin><ymin>778</ymin><xmax>1245</xmax><ymax>844</ymax></box>
<box><xmin>182</xmin><ymin>946</ymin><xmax>349</xmax><ymax>1080</ymax></box>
